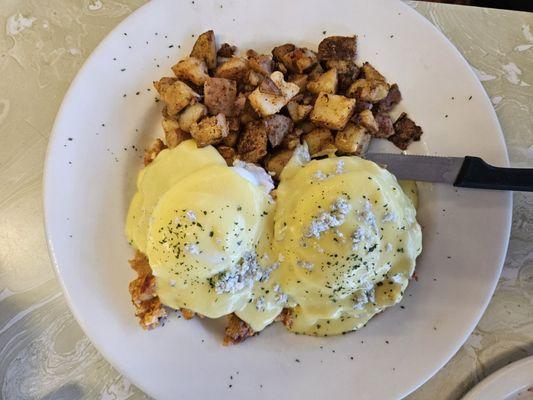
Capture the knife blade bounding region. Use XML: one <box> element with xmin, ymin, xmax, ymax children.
<box><xmin>365</xmin><ymin>153</ymin><xmax>533</xmax><ymax>192</ymax></box>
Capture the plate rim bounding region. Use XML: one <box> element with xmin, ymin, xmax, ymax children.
<box><xmin>42</xmin><ymin>0</ymin><xmax>513</xmax><ymax>398</ymax></box>
<box><xmin>462</xmin><ymin>356</ymin><xmax>533</xmax><ymax>400</ymax></box>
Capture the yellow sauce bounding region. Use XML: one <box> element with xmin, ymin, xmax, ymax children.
<box><xmin>273</xmin><ymin>154</ymin><xmax>422</xmax><ymax>335</ymax></box>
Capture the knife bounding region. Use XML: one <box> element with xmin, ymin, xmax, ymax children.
<box><xmin>365</xmin><ymin>154</ymin><xmax>533</xmax><ymax>192</ymax></box>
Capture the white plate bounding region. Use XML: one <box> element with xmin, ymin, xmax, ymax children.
<box><xmin>43</xmin><ymin>0</ymin><xmax>512</xmax><ymax>399</ymax></box>
<box><xmin>463</xmin><ymin>356</ymin><xmax>533</xmax><ymax>400</ymax></box>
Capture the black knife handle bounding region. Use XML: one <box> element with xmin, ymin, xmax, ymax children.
<box><xmin>454</xmin><ymin>156</ymin><xmax>533</xmax><ymax>192</ymax></box>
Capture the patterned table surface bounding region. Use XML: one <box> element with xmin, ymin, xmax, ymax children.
<box><xmin>0</xmin><ymin>1</ymin><xmax>531</xmax><ymax>399</ymax></box>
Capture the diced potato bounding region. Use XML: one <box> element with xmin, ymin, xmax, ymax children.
<box><xmin>307</xmin><ymin>68</ymin><xmax>338</xmax><ymax>94</ymax></box>
<box><xmin>159</xmin><ymin>117</ymin><xmax>187</xmax><ymax>150</ymax></box>
<box><xmin>144</xmin><ymin>138</ymin><xmax>167</xmax><ymax>166</ymax></box>
<box><xmin>264</xmin><ymin>114</ymin><xmax>293</xmax><ymax>148</ymax></box>
<box><xmin>154</xmin><ymin>77</ymin><xmax>177</xmax><ymax>94</ymax></box>
<box><xmin>248</xmin><ymin>71</ymin><xmax>299</xmax><ymax>117</ymax></box>
<box><xmin>373</xmin><ymin>113</ymin><xmax>394</xmax><ymax>138</ymax></box>
<box><xmin>165</xmin><ymin>128</ymin><xmax>191</xmax><ymax>149</ymax></box>
<box><xmin>326</xmin><ymin>59</ymin><xmax>360</xmax><ymax>91</ymax></box>
<box><xmin>204</xmin><ymin>77</ymin><xmax>237</xmax><ymax>116</ymax></box>
<box><xmin>275</xmin><ymin>45</ymin><xmax>318</xmax><ymax>73</ymax></box>
<box><xmin>239</xmin><ymin>100</ymin><xmax>260</xmax><ymax>124</ymax></box>
<box><xmin>161</xmin><ymin>118</ymin><xmax>180</xmax><ymax>134</ymax></box>
<box><xmin>318</xmin><ymin>36</ymin><xmax>357</xmax><ymax>61</ymax></box>
<box><xmin>245</xmin><ymin>70</ymin><xmax>263</xmax><ymax>87</ymax></box>
<box><xmin>310</xmin><ymin>92</ymin><xmax>356</xmax><ymax>130</ymax></box>
<box><xmin>155</xmin><ymin>79</ymin><xmax>200</xmax><ymax>115</ymax></box>
<box><xmin>335</xmin><ymin>123</ymin><xmax>371</xmax><ymax>155</ymax></box>
<box><xmin>237</xmin><ymin>120</ymin><xmax>268</xmax><ymax>163</ymax></box>
<box><xmin>288</xmin><ymin>74</ymin><xmax>309</xmax><ymax>92</ymax></box>
<box><xmin>171</xmin><ymin>57</ymin><xmax>209</xmax><ymax>86</ymax></box>
<box><xmin>346</xmin><ymin>79</ymin><xmax>390</xmax><ymax>103</ymax></box>
<box><xmin>258</xmin><ymin>76</ymin><xmax>282</xmax><ymax>96</ymax></box>
<box><xmin>190</xmin><ymin>114</ymin><xmax>229</xmax><ymax>147</ymax></box>
<box><xmin>178</xmin><ymin>103</ymin><xmax>207</xmax><ymax>133</ymax></box>
<box><xmin>216</xmin><ymin>145</ymin><xmax>236</xmax><ymax>165</ymax></box>
<box><xmin>308</xmin><ymin>64</ymin><xmax>324</xmax><ymax>81</ymax></box>
<box><xmin>190</xmin><ymin>30</ymin><xmax>217</xmax><ymax>70</ymax></box>
<box><xmin>233</xmin><ymin>93</ymin><xmax>247</xmax><ymax>116</ymax></box>
<box><xmin>281</xmin><ymin>128</ymin><xmax>302</xmax><ymax>150</ymax></box>
<box><xmin>217</xmin><ymin>43</ymin><xmax>236</xmax><ymax>58</ymax></box>
<box><xmin>358</xmin><ymin>109</ymin><xmax>379</xmax><ymax>134</ymax></box>
<box><xmin>362</xmin><ymin>62</ymin><xmax>386</xmax><ymax>82</ymax></box>
<box><xmin>296</xmin><ymin>120</ymin><xmax>317</xmax><ymax>134</ymax></box>
<box><xmin>302</xmin><ymin>128</ymin><xmax>335</xmax><ymax>156</ymax></box>
<box><xmin>247</xmin><ymin>52</ymin><xmax>273</xmax><ymax>76</ymax></box>
<box><xmin>287</xmin><ymin>101</ymin><xmax>313</xmax><ymax>122</ymax></box>
<box><xmin>222</xmin><ymin>131</ymin><xmax>239</xmax><ymax>147</ymax></box>
<box><xmin>226</xmin><ymin>117</ymin><xmax>240</xmax><ymax>132</ymax></box>
<box><xmin>265</xmin><ymin>149</ymin><xmax>294</xmax><ymax>179</ymax></box>
<box><xmin>215</xmin><ymin>57</ymin><xmax>248</xmax><ymax>81</ymax></box>
<box><xmin>272</xmin><ymin>43</ymin><xmax>296</xmax><ymax>62</ymax></box>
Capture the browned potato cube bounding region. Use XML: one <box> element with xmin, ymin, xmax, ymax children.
<box><xmin>222</xmin><ymin>131</ymin><xmax>239</xmax><ymax>147</ymax></box>
<box><xmin>307</xmin><ymin>68</ymin><xmax>338</xmax><ymax>94</ymax></box>
<box><xmin>302</xmin><ymin>128</ymin><xmax>335</xmax><ymax>156</ymax></box>
<box><xmin>288</xmin><ymin>74</ymin><xmax>309</xmax><ymax>92</ymax></box>
<box><xmin>226</xmin><ymin>117</ymin><xmax>240</xmax><ymax>132</ymax></box>
<box><xmin>318</xmin><ymin>36</ymin><xmax>357</xmax><ymax>61</ymax></box>
<box><xmin>335</xmin><ymin>123</ymin><xmax>371</xmax><ymax>156</ymax></box>
<box><xmin>265</xmin><ymin>149</ymin><xmax>294</xmax><ymax>179</ymax></box>
<box><xmin>281</xmin><ymin>128</ymin><xmax>303</xmax><ymax>150</ymax></box>
<box><xmin>144</xmin><ymin>138</ymin><xmax>167</xmax><ymax>165</ymax></box>
<box><xmin>347</xmin><ymin>79</ymin><xmax>390</xmax><ymax>103</ymax></box>
<box><xmin>247</xmin><ymin>52</ymin><xmax>273</xmax><ymax>76</ymax></box>
<box><xmin>310</xmin><ymin>92</ymin><xmax>356</xmax><ymax>130</ymax></box>
<box><xmin>204</xmin><ymin>77</ymin><xmax>237</xmax><ymax>116</ymax></box>
<box><xmin>165</xmin><ymin>128</ymin><xmax>191</xmax><ymax>149</ymax></box>
<box><xmin>233</xmin><ymin>93</ymin><xmax>247</xmax><ymax>116</ymax></box>
<box><xmin>239</xmin><ymin>100</ymin><xmax>260</xmax><ymax>124</ymax></box>
<box><xmin>216</xmin><ymin>145</ymin><xmax>237</xmax><ymax>165</ymax></box>
<box><xmin>389</xmin><ymin>113</ymin><xmax>423</xmax><ymax>150</ymax></box>
<box><xmin>161</xmin><ymin>118</ymin><xmax>180</xmax><ymax>134</ymax></box>
<box><xmin>373</xmin><ymin>113</ymin><xmax>395</xmax><ymax>138</ymax></box>
<box><xmin>154</xmin><ymin>77</ymin><xmax>177</xmax><ymax>93</ymax></box>
<box><xmin>287</xmin><ymin>101</ymin><xmax>313</xmax><ymax>122</ymax></box>
<box><xmin>248</xmin><ymin>71</ymin><xmax>299</xmax><ymax>117</ymax></box>
<box><xmin>154</xmin><ymin>79</ymin><xmax>200</xmax><ymax>115</ymax></box>
<box><xmin>362</xmin><ymin>62</ymin><xmax>386</xmax><ymax>82</ymax></box>
<box><xmin>377</xmin><ymin>83</ymin><xmax>402</xmax><ymax>112</ymax></box>
<box><xmin>215</xmin><ymin>57</ymin><xmax>248</xmax><ymax>81</ymax></box>
<box><xmin>237</xmin><ymin>120</ymin><xmax>268</xmax><ymax>163</ymax></box>
<box><xmin>272</xmin><ymin>44</ymin><xmax>296</xmax><ymax>62</ymax></box>
<box><xmin>190</xmin><ymin>114</ymin><xmax>229</xmax><ymax>147</ymax></box>
<box><xmin>178</xmin><ymin>103</ymin><xmax>207</xmax><ymax>133</ymax></box>
<box><xmin>190</xmin><ymin>30</ymin><xmax>217</xmax><ymax>70</ymax></box>
<box><xmin>326</xmin><ymin>59</ymin><xmax>360</xmax><ymax>92</ymax></box>
<box><xmin>171</xmin><ymin>57</ymin><xmax>209</xmax><ymax>86</ymax></box>
<box><xmin>245</xmin><ymin>70</ymin><xmax>263</xmax><ymax>87</ymax></box>
<box><xmin>217</xmin><ymin>43</ymin><xmax>236</xmax><ymax>58</ymax></box>
<box><xmin>264</xmin><ymin>114</ymin><xmax>293</xmax><ymax>148</ymax></box>
<box><xmin>358</xmin><ymin>109</ymin><xmax>379</xmax><ymax>134</ymax></box>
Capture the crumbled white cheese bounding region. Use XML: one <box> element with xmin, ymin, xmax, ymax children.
<box><xmin>169</xmin><ymin>279</ymin><xmax>176</xmax><ymax>287</ymax></box>
<box><xmin>212</xmin><ymin>252</ymin><xmax>278</xmax><ymax>294</ymax></box>
<box><xmin>353</xmin><ymin>283</ymin><xmax>376</xmax><ymax>310</ymax></box>
<box><xmin>185</xmin><ymin>243</ymin><xmax>200</xmax><ymax>255</ymax></box>
<box><xmin>6</xmin><ymin>14</ymin><xmax>36</xmax><ymax>36</ymax></box>
<box><xmin>386</xmin><ymin>243</ymin><xmax>393</xmax><ymax>253</ymax></box>
<box><xmin>305</xmin><ymin>197</ymin><xmax>351</xmax><ymax>239</ymax></box>
<box><xmin>185</xmin><ymin>210</ymin><xmax>197</xmax><ymax>222</ymax></box>
<box><xmin>273</xmin><ymin>284</ymin><xmax>288</xmax><ymax>305</ymax></box>
<box><xmin>359</xmin><ymin>200</ymin><xmax>377</xmax><ymax>233</ymax></box>
<box><xmin>277</xmin><ymin>253</ymin><xmax>285</xmax><ymax>262</ymax></box>
<box><xmin>382</xmin><ymin>212</ymin><xmax>397</xmax><ymax>223</ymax></box>
<box><xmin>314</xmin><ymin>170</ymin><xmax>327</xmax><ymax>181</ymax></box>
<box><xmin>336</xmin><ymin>160</ymin><xmax>345</xmax><ymax>174</ymax></box>
<box><xmin>255</xmin><ymin>296</ymin><xmax>266</xmax><ymax>311</ymax></box>
<box><xmin>297</xmin><ymin>260</ymin><xmax>314</xmax><ymax>271</ymax></box>
<box><xmin>390</xmin><ymin>273</ymin><xmax>403</xmax><ymax>284</ymax></box>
